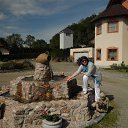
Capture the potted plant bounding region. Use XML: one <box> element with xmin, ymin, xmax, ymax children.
<box><xmin>42</xmin><ymin>114</ymin><xmax>62</xmax><ymax>128</ymax></box>
<box><xmin>41</xmin><ymin>108</ymin><xmax>62</xmax><ymax>128</ymax></box>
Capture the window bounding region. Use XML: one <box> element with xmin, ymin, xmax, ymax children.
<box><xmin>108</xmin><ymin>21</ymin><xmax>118</xmax><ymax>33</ymax></box>
<box><xmin>96</xmin><ymin>49</ymin><xmax>101</xmax><ymax>60</ymax></box>
<box><xmin>96</xmin><ymin>24</ymin><xmax>102</xmax><ymax>35</ymax></box>
<box><xmin>107</xmin><ymin>48</ymin><xmax>118</xmax><ymax>61</ymax></box>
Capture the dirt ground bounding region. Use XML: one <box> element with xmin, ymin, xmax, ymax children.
<box><xmin>0</xmin><ymin>61</ymin><xmax>128</xmax><ymax>128</ymax></box>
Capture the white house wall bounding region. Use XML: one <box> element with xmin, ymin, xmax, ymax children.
<box><xmin>122</xmin><ymin>18</ymin><xmax>128</xmax><ymax>64</ymax></box>
<box><xmin>70</xmin><ymin>47</ymin><xmax>94</xmax><ymax>62</ymax></box>
<box><xmin>60</xmin><ymin>33</ymin><xmax>73</xmax><ymax>49</ymax></box>
<box><xmin>60</xmin><ymin>33</ymin><xmax>64</xmax><ymax>49</ymax></box>
<box><xmin>95</xmin><ymin>19</ymin><xmax>123</xmax><ymax>67</ymax></box>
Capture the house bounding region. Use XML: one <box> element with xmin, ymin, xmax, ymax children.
<box><xmin>70</xmin><ymin>47</ymin><xmax>94</xmax><ymax>62</ymax></box>
<box><xmin>93</xmin><ymin>0</ymin><xmax>128</xmax><ymax>67</ymax></box>
<box><xmin>59</xmin><ymin>28</ymin><xmax>73</xmax><ymax>49</ymax></box>
<box><xmin>0</xmin><ymin>38</ymin><xmax>9</xmax><ymax>55</ymax></box>
<box><xmin>59</xmin><ymin>27</ymin><xmax>94</xmax><ymax>62</ymax></box>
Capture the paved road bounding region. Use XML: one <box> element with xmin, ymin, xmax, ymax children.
<box><xmin>0</xmin><ymin>61</ymin><xmax>128</xmax><ymax>128</ymax></box>
<box><xmin>101</xmin><ymin>70</ymin><xmax>128</xmax><ymax>128</ymax></box>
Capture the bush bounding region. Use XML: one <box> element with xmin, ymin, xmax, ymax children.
<box><xmin>51</xmin><ymin>49</ymin><xmax>70</xmax><ymax>62</ymax></box>
<box><xmin>22</xmin><ymin>60</ymin><xmax>34</xmax><ymax>69</ymax></box>
<box><xmin>110</xmin><ymin>63</ymin><xmax>118</xmax><ymax>70</ymax></box>
<box><xmin>44</xmin><ymin>114</ymin><xmax>61</xmax><ymax>122</ymax></box>
<box><xmin>110</xmin><ymin>62</ymin><xmax>128</xmax><ymax>72</ymax></box>
<box><xmin>0</xmin><ymin>61</ymin><xmax>15</xmax><ymax>70</ymax></box>
<box><xmin>0</xmin><ymin>60</ymin><xmax>34</xmax><ymax>71</ymax></box>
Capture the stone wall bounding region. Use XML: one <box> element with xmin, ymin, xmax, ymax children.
<box><xmin>10</xmin><ymin>76</ymin><xmax>82</xmax><ymax>103</ymax></box>
<box><xmin>1</xmin><ymin>76</ymin><xmax>93</xmax><ymax>128</ymax></box>
<box><xmin>34</xmin><ymin>62</ymin><xmax>52</xmax><ymax>81</ymax></box>
<box><xmin>1</xmin><ymin>75</ymin><xmax>108</xmax><ymax>128</ymax></box>
<box><xmin>1</xmin><ymin>93</ymin><xmax>90</xmax><ymax>128</ymax></box>
<box><xmin>10</xmin><ymin>75</ymin><xmax>70</xmax><ymax>103</ymax></box>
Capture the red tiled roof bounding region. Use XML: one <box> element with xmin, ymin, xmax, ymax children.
<box><xmin>106</xmin><ymin>0</ymin><xmax>122</xmax><ymax>9</ymax></box>
<box><xmin>93</xmin><ymin>3</ymin><xmax>128</xmax><ymax>22</ymax></box>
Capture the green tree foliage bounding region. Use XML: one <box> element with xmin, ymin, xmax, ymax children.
<box><xmin>49</xmin><ymin>34</ymin><xmax>59</xmax><ymax>49</ymax></box>
<box><xmin>31</xmin><ymin>39</ymin><xmax>48</xmax><ymax>49</ymax></box>
<box><xmin>1</xmin><ymin>34</ymin><xmax>50</xmax><ymax>60</ymax></box>
<box><xmin>5</xmin><ymin>33</ymin><xmax>24</xmax><ymax>49</ymax></box>
<box><xmin>0</xmin><ymin>38</ymin><xmax>9</xmax><ymax>49</ymax></box>
<box><xmin>51</xmin><ymin>48</ymin><xmax>70</xmax><ymax>61</ymax></box>
<box><xmin>25</xmin><ymin>35</ymin><xmax>35</xmax><ymax>48</ymax></box>
<box><xmin>70</xmin><ymin>14</ymin><xmax>96</xmax><ymax>47</ymax></box>
<box><xmin>50</xmin><ymin>14</ymin><xmax>96</xmax><ymax>49</ymax></box>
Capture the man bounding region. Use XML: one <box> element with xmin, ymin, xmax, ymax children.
<box><xmin>67</xmin><ymin>56</ymin><xmax>102</xmax><ymax>102</ymax></box>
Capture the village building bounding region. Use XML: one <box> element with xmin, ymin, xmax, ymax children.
<box><xmin>70</xmin><ymin>47</ymin><xmax>94</xmax><ymax>62</ymax></box>
<box><xmin>93</xmin><ymin>0</ymin><xmax>128</xmax><ymax>67</ymax></box>
<box><xmin>59</xmin><ymin>28</ymin><xmax>73</xmax><ymax>49</ymax></box>
<box><xmin>59</xmin><ymin>0</ymin><xmax>128</xmax><ymax>67</ymax></box>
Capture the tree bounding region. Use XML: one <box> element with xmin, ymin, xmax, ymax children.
<box><xmin>49</xmin><ymin>34</ymin><xmax>59</xmax><ymax>49</ymax></box>
<box><xmin>31</xmin><ymin>39</ymin><xmax>48</xmax><ymax>49</ymax></box>
<box><xmin>5</xmin><ymin>33</ymin><xmax>24</xmax><ymax>49</ymax></box>
<box><xmin>49</xmin><ymin>14</ymin><xmax>96</xmax><ymax>49</ymax></box>
<box><xmin>0</xmin><ymin>37</ymin><xmax>9</xmax><ymax>49</ymax></box>
<box><xmin>25</xmin><ymin>35</ymin><xmax>35</xmax><ymax>48</ymax></box>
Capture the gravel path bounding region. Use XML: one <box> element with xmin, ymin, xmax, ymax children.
<box><xmin>0</xmin><ymin>61</ymin><xmax>128</xmax><ymax>128</ymax></box>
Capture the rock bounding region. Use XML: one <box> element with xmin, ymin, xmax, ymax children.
<box><xmin>33</xmin><ymin>63</ymin><xmax>52</xmax><ymax>81</ymax></box>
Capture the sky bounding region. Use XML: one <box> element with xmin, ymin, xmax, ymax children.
<box><xmin>0</xmin><ymin>0</ymin><xmax>109</xmax><ymax>43</ymax></box>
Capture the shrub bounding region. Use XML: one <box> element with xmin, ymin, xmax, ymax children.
<box><xmin>68</xmin><ymin>56</ymin><xmax>74</xmax><ymax>62</ymax></box>
<box><xmin>51</xmin><ymin>49</ymin><xmax>70</xmax><ymax>62</ymax></box>
<box><xmin>110</xmin><ymin>62</ymin><xmax>128</xmax><ymax>72</ymax></box>
<box><xmin>43</xmin><ymin>114</ymin><xmax>61</xmax><ymax>122</ymax></box>
<box><xmin>0</xmin><ymin>60</ymin><xmax>34</xmax><ymax>71</ymax></box>
<box><xmin>110</xmin><ymin>63</ymin><xmax>118</xmax><ymax>70</ymax></box>
<box><xmin>22</xmin><ymin>60</ymin><xmax>34</xmax><ymax>69</ymax></box>
<box><xmin>0</xmin><ymin>61</ymin><xmax>15</xmax><ymax>70</ymax></box>
<box><xmin>37</xmin><ymin>107</ymin><xmax>61</xmax><ymax>122</ymax></box>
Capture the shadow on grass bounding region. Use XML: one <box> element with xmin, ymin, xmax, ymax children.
<box><xmin>106</xmin><ymin>94</ymin><xmax>114</xmax><ymax>101</ymax></box>
<box><xmin>106</xmin><ymin>94</ymin><xmax>115</xmax><ymax>113</ymax></box>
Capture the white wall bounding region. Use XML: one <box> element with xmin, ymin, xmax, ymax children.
<box><xmin>95</xmin><ymin>19</ymin><xmax>123</xmax><ymax>67</ymax></box>
<box><xmin>73</xmin><ymin>52</ymin><xmax>89</xmax><ymax>62</ymax></box>
<box><xmin>70</xmin><ymin>47</ymin><xmax>94</xmax><ymax>62</ymax></box>
<box><xmin>60</xmin><ymin>33</ymin><xmax>73</xmax><ymax>49</ymax></box>
<box><xmin>122</xmin><ymin>18</ymin><xmax>128</xmax><ymax>65</ymax></box>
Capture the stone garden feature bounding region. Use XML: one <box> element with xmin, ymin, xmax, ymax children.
<box><xmin>34</xmin><ymin>51</ymin><xmax>53</xmax><ymax>81</ymax></box>
<box><xmin>9</xmin><ymin>52</ymin><xmax>83</xmax><ymax>103</ymax></box>
<box><xmin>5</xmin><ymin>76</ymin><xmax>93</xmax><ymax>128</ymax></box>
<box><xmin>10</xmin><ymin>52</ymin><xmax>54</xmax><ymax>103</ymax></box>
<box><xmin>0</xmin><ymin>52</ymin><xmax>109</xmax><ymax>128</ymax></box>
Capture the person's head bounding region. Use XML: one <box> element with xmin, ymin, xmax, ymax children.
<box><xmin>80</xmin><ymin>56</ymin><xmax>89</xmax><ymax>66</ymax></box>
